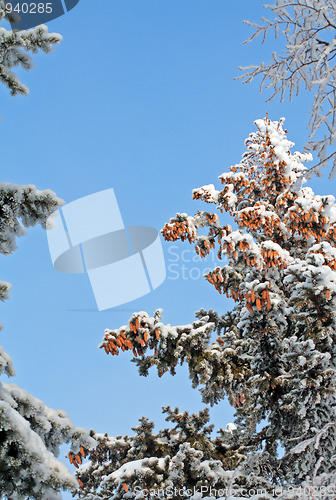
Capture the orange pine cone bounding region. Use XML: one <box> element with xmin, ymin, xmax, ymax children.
<box><xmin>256</xmin><ymin>298</ymin><xmax>261</xmax><ymax>311</ymax></box>
<box><xmin>144</xmin><ymin>331</ymin><xmax>148</xmax><ymax>343</ymax></box>
<box><xmin>77</xmin><ymin>479</ymin><xmax>84</xmax><ymax>488</ymax></box>
<box><xmin>136</xmin><ymin>317</ymin><xmax>140</xmax><ymax>329</ymax></box>
<box><xmin>79</xmin><ymin>446</ymin><xmax>85</xmax><ymax>457</ymax></box>
<box><xmin>75</xmin><ymin>454</ymin><xmax>82</xmax><ymax>464</ymax></box>
<box><xmin>132</xmin><ymin>348</ymin><xmax>138</xmax><ymax>357</ymax></box>
<box><xmin>122</xmin><ymin>483</ymin><xmax>128</xmax><ymax>493</ymax></box>
<box><xmin>246</xmin><ymin>303</ymin><xmax>253</xmax><ymax>313</ymax></box>
<box><xmin>155</xmin><ymin>328</ymin><xmax>160</xmax><ymax>340</ymax></box>
<box><xmin>251</xmin><ymin>290</ymin><xmax>255</xmax><ymax>303</ymax></box>
<box><xmin>326</xmin><ymin>289</ymin><xmax>331</xmax><ymax>300</ymax></box>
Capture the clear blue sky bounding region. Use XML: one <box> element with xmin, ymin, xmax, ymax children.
<box><xmin>1</xmin><ymin>1</ymin><xmax>335</xmax><ymax>496</ymax></box>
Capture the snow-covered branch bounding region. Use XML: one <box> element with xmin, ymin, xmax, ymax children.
<box><xmin>240</xmin><ymin>0</ymin><xmax>336</xmax><ymax>178</ymax></box>
<box><xmin>0</xmin><ymin>0</ymin><xmax>62</xmax><ymax>95</ymax></box>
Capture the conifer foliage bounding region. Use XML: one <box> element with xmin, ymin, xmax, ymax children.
<box><xmin>0</xmin><ymin>182</ymin><xmax>96</xmax><ymax>499</ymax></box>
<box><xmin>74</xmin><ymin>407</ymin><xmax>240</xmax><ymax>499</ymax></box>
<box><xmin>240</xmin><ymin>0</ymin><xmax>336</xmax><ymax>178</ymax></box>
<box><xmin>80</xmin><ymin>117</ymin><xmax>336</xmax><ymax>498</ymax></box>
<box><xmin>0</xmin><ymin>0</ymin><xmax>62</xmax><ymax>95</ymax></box>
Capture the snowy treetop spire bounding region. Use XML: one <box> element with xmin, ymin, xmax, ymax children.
<box><xmin>94</xmin><ymin>117</ymin><xmax>336</xmax><ymax>497</ymax></box>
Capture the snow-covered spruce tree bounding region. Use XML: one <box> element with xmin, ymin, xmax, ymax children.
<box><xmin>239</xmin><ymin>0</ymin><xmax>336</xmax><ymax>179</ymax></box>
<box><xmin>76</xmin><ymin>116</ymin><xmax>336</xmax><ymax>498</ymax></box>
<box><xmin>73</xmin><ymin>406</ymin><xmax>242</xmax><ymax>499</ymax></box>
<box><xmin>0</xmin><ymin>0</ymin><xmax>61</xmax><ymax>95</ymax></box>
<box><xmin>0</xmin><ymin>183</ymin><xmax>96</xmax><ymax>499</ymax></box>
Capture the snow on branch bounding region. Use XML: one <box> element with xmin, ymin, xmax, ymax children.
<box><xmin>0</xmin><ymin>182</ymin><xmax>63</xmax><ymax>254</ymax></box>
<box><xmin>0</xmin><ymin>0</ymin><xmax>62</xmax><ymax>95</ymax></box>
<box><xmin>239</xmin><ymin>0</ymin><xmax>336</xmax><ymax>178</ymax></box>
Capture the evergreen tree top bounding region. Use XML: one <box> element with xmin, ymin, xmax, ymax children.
<box><xmin>85</xmin><ymin>117</ymin><xmax>336</xmax><ymax>497</ymax></box>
